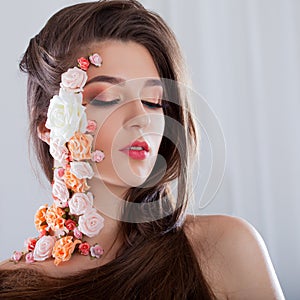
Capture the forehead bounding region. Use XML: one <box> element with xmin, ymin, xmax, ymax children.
<box><xmin>86</xmin><ymin>40</ymin><xmax>160</xmax><ymax>82</ymax></box>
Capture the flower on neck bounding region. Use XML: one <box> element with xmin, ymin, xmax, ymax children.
<box><xmin>11</xmin><ymin>53</ymin><xmax>106</xmax><ymax>266</ymax></box>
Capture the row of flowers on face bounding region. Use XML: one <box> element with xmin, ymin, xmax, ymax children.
<box><xmin>11</xmin><ymin>54</ymin><xmax>107</xmax><ymax>266</ymax></box>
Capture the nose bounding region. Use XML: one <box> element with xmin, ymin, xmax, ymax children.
<box><xmin>123</xmin><ymin>99</ymin><xmax>151</xmax><ymax>130</ymax></box>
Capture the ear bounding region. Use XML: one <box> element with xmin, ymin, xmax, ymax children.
<box><xmin>37</xmin><ymin>122</ymin><xmax>50</xmax><ymax>145</ymax></box>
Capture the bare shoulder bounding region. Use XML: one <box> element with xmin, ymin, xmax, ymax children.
<box><xmin>183</xmin><ymin>214</ymin><xmax>285</xmax><ymax>300</ymax></box>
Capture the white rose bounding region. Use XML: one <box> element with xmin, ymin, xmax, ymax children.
<box><xmin>60</xmin><ymin>67</ymin><xmax>88</xmax><ymax>93</ymax></box>
<box><xmin>52</xmin><ymin>179</ymin><xmax>69</xmax><ymax>207</ymax></box>
<box><xmin>50</xmin><ymin>137</ymin><xmax>69</xmax><ymax>163</ymax></box>
<box><xmin>78</xmin><ymin>208</ymin><xmax>104</xmax><ymax>238</ymax></box>
<box><xmin>33</xmin><ymin>236</ymin><xmax>56</xmax><ymax>261</ymax></box>
<box><xmin>45</xmin><ymin>88</ymin><xmax>87</xmax><ymax>145</ymax></box>
<box><xmin>69</xmin><ymin>192</ymin><xmax>93</xmax><ymax>215</ymax></box>
<box><xmin>70</xmin><ymin>161</ymin><xmax>94</xmax><ymax>179</ymax></box>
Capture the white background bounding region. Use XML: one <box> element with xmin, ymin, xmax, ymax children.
<box><xmin>0</xmin><ymin>1</ymin><xmax>299</xmax><ymax>299</ymax></box>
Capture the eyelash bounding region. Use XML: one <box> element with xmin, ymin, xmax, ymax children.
<box><xmin>90</xmin><ymin>99</ymin><xmax>165</xmax><ymax>109</ymax></box>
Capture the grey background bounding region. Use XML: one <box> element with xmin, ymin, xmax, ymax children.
<box><xmin>0</xmin><ymin>1</ymin><xmax>299</xmax><ymax>299</ymax></box>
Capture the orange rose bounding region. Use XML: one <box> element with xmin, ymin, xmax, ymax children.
<box><xmin>64</xmin><ymin>167</ymin><xmax>90</xmax><ymax>193</ymax></box>
<box><xmin>34</xmin><ymin>205</ymin><xmax>48</xmax><ymax>231</ymax></box>
<box><xmin>52</xmin><ymin>236</ymin><xmax>81</xmax><ymax>266</ymax></box>
<box><xmin>68</xmin><ymin>132</ymin><xmax>93</xmax><ymax>161</ymax></box>
<box><xmin>45</xmin><ymin>204</ymin><xmax>65</xmax><ymax>231</ymax></box>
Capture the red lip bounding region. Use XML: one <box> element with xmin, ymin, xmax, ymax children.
<box><xmin>119</xmin><ymin>139</ymin><xmax>151</xmax><ymax>160</ymax></box>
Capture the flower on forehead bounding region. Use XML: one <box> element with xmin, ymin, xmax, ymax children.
<box><xmin>68</xmin><ymin>132</ymin><xmax>93</xmax><ymax>161</ymax></box>
<box><xmin>45</xmin><ymin>89</ymin><xmax>87</xmax><ymax>145</ymax></box>
<box><xmin>89</xmin><ymin>53</ymin><xmax>102</xmax><ymax>67</ymax></box>
<box><xmin>78</xmin><ymin>57</ymin><xmax>90</xmax><ymax>71</ymax></box>
<box><xmin>64</xmin><ymin>167</ymin><xmax>90</xmax><ymax>193</ymax></box>
<box><xmin>52</xmin><ymin>236</ymin><xmax>81</xmax><ymax>266</ymax></box>
<box><xmin>60</xmin><ymin>66</ymin><xmax>88</xmax><ymax>92</ymax></box>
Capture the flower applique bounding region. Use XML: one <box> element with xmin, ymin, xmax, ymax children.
<box><xmin>11</xmin><ymin>54</ymin><xmax>106</xmax><ymax>266</ymax></box>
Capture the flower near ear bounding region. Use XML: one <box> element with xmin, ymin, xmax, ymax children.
<box><xmin>60</xmin><ymin>66</ymin><xmax>88</xmax><ymax>92</ymax></box>
<box><xmin>77</xmin><ymin>57</ymin><xmax>90</xmax><ymax>71</ymax></box>
<box><xmin>68</xmin><ymin>132</ymin><xmax>93</xmax><ymax>161</ymax></box>
<box><xmin>78</xmin><ymin>208</ymin><xmax>104</xmax><ymax>238</ymax></box>
<box><xmin>45</xmin><ymin>89</ymin><xmax>87</xmax><ymax>145</ymax></box>
<box><xmin>33</xmin><ymin>236</ymin><xmax>56</xmax><ymax>261</ymax></box>
<box><xmin>50</xmin><ymin>137</ymin><xmax>69</xmax><ymax>164</ymax></box>
<box><xmin>52</xmin><ymin>236</ymin><xmax>81</xmax><ymax>266</ymax></box>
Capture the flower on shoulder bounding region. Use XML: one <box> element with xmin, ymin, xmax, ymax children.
<box><xmin>69</xmin><ymin>192</ymin><xmax>93</xmax><ymax>215</ymax></box>
<box><xmin>52</xmin><ymin>236</ymin><xmax>81</xmax><ymax>266</ymax></box>
<box><xmin>60</xmin><ymin>66</ymin><xmax>88</xmax><ymax>92</ymax></box>
<box><xmin>68</xmin><ymin>132</ymin><xmax>93</xmax><ymax>161</ymax></box>
<box><xmin>78</xmin><ymin>242</ymin><xmax>90</xmax><ymax>256</ymax></box>
<box><xmin>45</xmin><ymin>89</ymin><xmax>87</xmax><ymax>145</ymax></box>
<box><xmin>25</xmin><ymin>252</ymin><xmax>35</xmax><ymax>264</ymax></box>
<box><xmin>10</xmin><ymin>251</ymin><xmax>23</xmax><ymax>263</ymax></box>
<box><xmin>33</xmin><ymin>235</ymin><xmax>56</xmax><ymax>262</ymax></box>
<box><xmin>24</xmin><ymin>237</ymin><xmax>37</xmax><ymax>252</ymax></box>
<box><xmin>34</xmin><ymin>205</ymin><xmax>48</xmax><ymax>232</ymax></box>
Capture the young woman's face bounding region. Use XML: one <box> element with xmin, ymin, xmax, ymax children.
<box><xmin>83</xmin><ymin>40</ymin><xmax>165</xmax><ymax>190</ymax></box>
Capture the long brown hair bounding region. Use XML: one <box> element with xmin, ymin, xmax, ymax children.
<box><xmin>0</xmin><ymin>1</ymin><xmax>216</xmax><ymax>299</ymax></box>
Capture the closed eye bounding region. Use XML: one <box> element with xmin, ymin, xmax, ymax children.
<box><xmin>90</xmin><ymin>99</ymin><xmax>120</xmax><ymax>106</ymax></box>
<box><xmin>141</xmin><ymin>100</ymin><xmax>164</xmax><ymax>109</ymax></box>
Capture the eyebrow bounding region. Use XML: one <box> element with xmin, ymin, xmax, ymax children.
<box><xmin>85</xmin><ymin>75</ymin><xmax>163</xmax><ymax>88</ymax></box>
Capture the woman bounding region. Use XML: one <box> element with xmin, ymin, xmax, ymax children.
<box><xmin>0</xmin><ymin>1</ymin><xmax>284</xmax><ymax>299</ymax></box>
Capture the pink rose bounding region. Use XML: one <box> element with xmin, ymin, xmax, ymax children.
<box><xmin>24</xmin><ymin>238</ymin><xmax>37</xmax><ymax>252</ymax></box>
<box><xmin>73</xmin><ymin>227</ymin><xmax>83</xmax><ymax>239</ymax></box>
<box><xmin>11</xmin><ymin>251</ymin><xmax>23</xmax><ymax>263</ymax></box>
<box><xmin>78</xmin><ymin>242</ymin><xmax>90</xmax><ymax>256</ymax></box>
<box><xmin>60</xmin><ymin>67</ymin><xmax>88</xmax><ymax>93</ymax></box>
<box><xmin>25</xmin><ymin>252</ymin><xmax>35</xmax><ymax>264</ymax></box>
<box><xmin>90</xmin><ymin>244</ymin><xmax>104</xmax><ymax>258</ymax></box>
<box><xmin>89</xmin><ymin>53</ymin><xmax>102</xmax><ymax>67</ymax></box>
<box><xmin>78</xmin><ymin>57</ymin><xmax>90</xmax><ymax>71</ymax></box>
<box><xmin>78</xmin><ymin>209</ymin><xmax>104</xmax><ymax>238</ymax></box>
<box><xmin>52</xmin><ymin>179</ymin><xmax>69</xmax><ymax>207</ymax></box>
<box><xmin>33</xmin><ymin>236</ymin><xmax>56</xmax><ymax>261</ymax></box>
<box><xmin>86</xmin><ymin>120</ymin><xmax>97</xmax><ymax>133</ymax></box>
<box><xmin>69</xmin><ymin>192</ymin><xmax>93</xmax><ymax>215</ymax></box>
<box><xmin>91</xmin><ymin>150</ymin><xmax>105</xmax><ymax>163</ymax></box>
<box><xmin>65</xmin><ymin>219</ymin><xmax>77</xmax><ymax>231</ymax></box>
<box><xmin>70</xmin><ymin>161</ymin><xmax>94</xmax><ymax>179</ymax></box>
<box><xmin>50</xmin><ymin>137</ymin><xmax>69</xmax><ymax>163</ymax></box>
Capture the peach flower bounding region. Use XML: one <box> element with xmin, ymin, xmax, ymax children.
<box><xmin>52</xmin><ymin>236</ymin><xmax>81</xmax><ymax>266</ymax></box>
<box><xmin>60</xmin><ymin>67</ymin><xmax>87</xmax><ymax>93</ymax></box>
<box><xmin>33</xmin><ymin>236</ymin><xmax>56</xmax><ymax>261</ymax></box>
<box><xmin>78</xmin><ymin>208</ymin><xmax>104</xmax><ymax>238</ymax></box>
<box><xmin>64</xmin><ymin>167</ymin><xmax>90</xmax><ymax>193</ymax></box>
<box><xmin>34</xmin><ymin>205</ymin><xmax>48</xmax><ymax>232</ymax></box>
<box><xmin>69</xmin><ymin>192</ymin><xmax>93</xmax><ymax>215</ymax></box>
<box><xmin>70</xmin><ymin>161</ymin><xmax>94</xmax><ymax>179</ymax></box>
<box><xmin>68</xmin><ymin>132</ymin><xmax>93</xmax><ymax>161</ymax></box>
<box><xmin>45</xmin><ymin>204</ymin><xmax>65</xmax><ymax>231</ymax></box>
